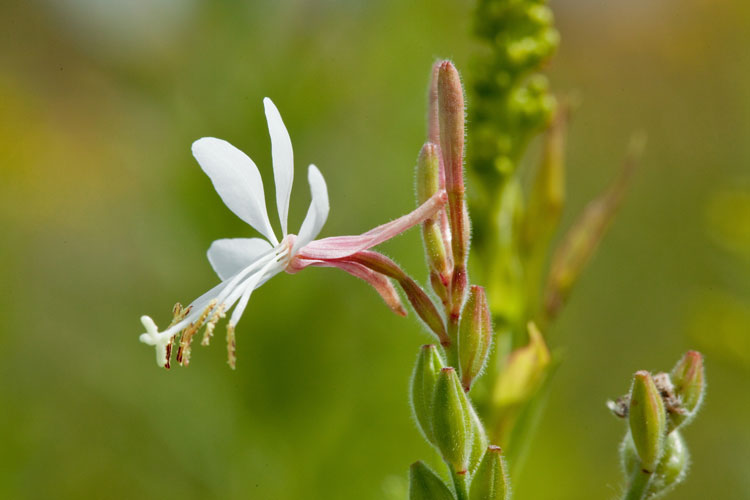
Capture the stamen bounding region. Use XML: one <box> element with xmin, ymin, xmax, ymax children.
<box><xmin>177</xmin><ymin>299</ymin><xmax>217</xmax><ymax>366</ymax></box>
<box><xmin>165</xmin><ymin>341</ymin><xmax>173</xmax><ymax>370</ymax></box>
<box><xmin>201</xmin><ymin>303</ymin><xmax>226</xmax><ymax>346</ymax></box>
<box><xmin>170</xmin><ymin>303</ymin><xmax>191</xmax><ymax>326</ymax></box>
<box><xmin>227</xmin><ymin>324</ymin><xmax>236</xmax><ymax>370</ymax></box>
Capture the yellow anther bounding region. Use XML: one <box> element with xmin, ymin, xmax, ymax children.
<box><xmin>226</xmin><ymin>324</ymin><xmax>237</xmax><ymax>370</ymax></box>
<box><xmin>201</xmin><ymin>304</ymin><xmax>226</xmax><ymax>346</ymax></box>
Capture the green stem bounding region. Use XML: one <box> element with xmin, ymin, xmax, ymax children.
<box><xmin>623</xmin><ymin>468</ymin><xmax>652</xmax><ymax>500</ymax></box>
<box><xmin>444</xmin><ymin>319</ymin><xmax>460</xmax><ymax>368</ymax></box>
<box><xmin>450</xmin><ymin>467</ymin><xmax>469</xmax><ymax>500</ymax></box>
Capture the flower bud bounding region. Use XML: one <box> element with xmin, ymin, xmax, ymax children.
<box><xmin>427</xmin><ymin>61</ymin><xmax>442</xmax><ymax>148</ymax></box>
<box><xmin>492</xmin><ymin>322</ymin><xmax>550</xmax><ymax>407</ymax></box>
<box><xmin>433</xmin><ymin>367</ymin><xmax>474</xmax><ymax>472</ymax></box>
<box><xmin>651</xmin><ymin>431</ymin><xmax>690</xmax><ymax>495</ymax></box>
<box><xmin>469</xmin><ymin>446</ymin><xmax>510</xmax><ymax>500</ymax></box>
<box><xmin>410</xmin><ymin>344</ymin><xmax>445</xmax><ymax>445</ymax></box>
<box><xmin>628</xmin><ymin>371</ymin><xmax>667</xmax><ymax>472</ymax></box>
<box><xmin>669</xmin><ymin>351</ymin><xmax>705</xmax><ymax>428</ymax></box>
<box><xmin>408</xmin><ymin>461</ymin><xmax>456</xmax><ymax>500</ymax></box>
<box><xmin>458</xmin><ymin>286</ymin><xmax>493</xmax><ymax>392</ymax></box>
<box><xmin>417</xmin><ymin>143</ymin><xmax>451</xmax><ymax>289</ymax></box>
<box><xmin>437</xmin><ymin>60</ymin><xmax>470</xmax><ymax>267</ymax></box>
<box><xmin>450</xmin><ymin>265</ymin><xmax>469</xmax><ymax>322</ymax></box>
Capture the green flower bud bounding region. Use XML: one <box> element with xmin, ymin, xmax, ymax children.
<box><xmin>458</xmin><ymin>285</ymin><xmax>493</xmax><ymax>392</ymax></box>
<box><xmin>410</xmin><ymin>344</ymin><xmax>446</xmax><ymax>445</ymax></box>
<box><xmin>652</xmin><ymin>431</ymin><xmax>689</xmax><ymax>497</ymax></box>
<box><xmin>669</xmin><ymin>351</ymin><xmax>705</xmax><ymax>428</ymax></box>
<box><xmin>433</xmin><ymin>367</ymin><xmax>474</xmax><ymax>472</ymax></box>
<box><xmin>469</xmin><ymin>445</ymin><xmax>510</xmax><ymax>500</ymax></box>
<box><xmin>629</xmin><ymin>371</ymin><xmax>667</xmax><ymax>472</ymax></box>
<box><xmin>417</xmin><ymin>143</ymin><xmax>442</xmax><ymax>206</ymax></box>
<box><xmin>417</xmin><ymin>143</ymin><xmax>451</xmax><ymax>287</ymax></box>
<box><xmin>409</xmin><ymin>461</ymin><xmax>456</xmax><ymax>500</ymax></box>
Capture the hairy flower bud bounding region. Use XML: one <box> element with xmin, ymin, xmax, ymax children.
<box><xmin>410</xmin><ymin>344</ymin><xmax>445</xmax><ymax>445</ymax></box>
<box><xmin>458</xmin><ymin>285</ymin><xmax>493</xmax><ymax>392</ymax></box>
<box><xmin>437</xmin><ymin>60</ymin><xmax>470</xmax><ymax>268</ymax></box>
<box><xmin>450</xmin><ymin>265</ymin><xmax>469</xmax><ymax>322</ymax></box>
<box><xmin>417</xmin><ymin>143</ymin><xmax>451</xmax><ymax>295</ymax></box>
<box><xmin>629</xmin><ymin>371</ymin><xmax>667</xmax><ymax>472</ymax></box>
<box><xmin>408</xmin><ymin>461</ymin><xmax>456</xmax><ymax>500</ymax></box>
<box><xmin>433</xmin><ymin>367</ymin><xmax>474</xmax><ymax>473</ymax></box>
<box><xmin>669</xmin><ymin>351</ymin><xmax>705</xmax><ymax>429</ymax></box>
<box><xmin>469</xmin><ymin>445</ymin><xmax>510</xmax><ymax>500</ymax></box>
<box><xmin>651</xmin><ymin>431</ymin><xmax>690</xmax><ymax>495</ymax></box>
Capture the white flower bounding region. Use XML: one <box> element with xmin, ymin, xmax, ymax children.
<box><xmin>139</xmin><ymin>98</ymin><xmax>447</xmax><ymax>369</ymax></box>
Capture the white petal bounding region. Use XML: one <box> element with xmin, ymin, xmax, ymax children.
<box><xmin>192</xmin><ymin>137</ymin><xmax>278</xmax><ymax>245</ymax></box>
<box><xmin>264</xmin><ymin>98</ymin><xmax>294</xmax><ymax>236</ymax></box>
<box><xmin>293</xmin><ymin>165</ymin><xmax>329</xmax><ymax>252</ymax></box>
<box><xmin>207</xmin><ymin>238</ymin><xmax>274</xmax><ymax>281</ymax></box>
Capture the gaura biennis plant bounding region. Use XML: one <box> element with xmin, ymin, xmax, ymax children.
<box><xmin>139</xmin><ymin>97</ymin><xmax>448</xmax><ymax>369</ymax></box>
<box><xmin>136</xmin><ymin>5</ymin><xmax>708</xmax><ymax>497</ymax></box>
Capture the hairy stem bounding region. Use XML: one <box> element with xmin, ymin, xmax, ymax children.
<box><xmin>450</xmin><ymin>467</ymin><xmax>469</xmax><ymax>500</ymax></box>
<box><xmin>623</xmin><ymin>468</ymin><xmax>652</xmax><ymax>500</ymax></box>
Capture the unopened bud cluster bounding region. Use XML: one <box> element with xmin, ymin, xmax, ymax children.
<box><xmin>408</xmin><ymin>61</ymin><xmax>508</xmax><ymax>500</ymax></box>
<box><xmin>418</xmin><ymin>61</ymin><xmax>472</xmax><ymax>328</ymax></box>
<box><xmin>609</xmin><ymin>351</ymin><xmax>706</xmax><ymax>499</ymax></box>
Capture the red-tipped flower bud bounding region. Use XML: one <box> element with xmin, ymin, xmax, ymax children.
<box><xmin>670</xmin><ymin>351</ymin><xmax>705</xmax><ymax>429</ymax></box>
<box><xmin>469</xmin><ymin>445</ymin><xmax>511</xmax><ymax>500</ymax></box>
<box><xmin>437</xmin><ymin>61</ymin><xmax>470</xmax><ymax>268</ymax></box>
<box><xmin>458</xmin><ymin>285</ymin><xmax>493</xmax><ymax>392</ymax></box>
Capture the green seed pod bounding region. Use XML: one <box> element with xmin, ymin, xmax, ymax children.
<box><xmin>469</xmin><ymin>445</ymin><xmax>510</xmax><ymax>500</ymax></box>
<box><xmin>629</xmin><ymin>371</ymin><xmax>667</xmax><ymax>472</ymax></box>
<box><xmin>458</xmin><ymin>285</ymin><xmax>493</xmax><ymax>392</ymax></box>
<box><xmin>433</xmin><ymin>367</ymin><xmax>474</xmax><ymax>472</ymax></box>
<box><xmin>670</xmin><ymin>351</ymin><xmax>705</xmax><ymax>429</ymax></box>
<box><xmin>410</xmin><ymin>345</ymin><xmax>445</xmax><ymax>445</ymax></box>
<box><xmin>409</xmin><ymin>461</ymin><xmax>456</xmax><ymax>500</ymax></box>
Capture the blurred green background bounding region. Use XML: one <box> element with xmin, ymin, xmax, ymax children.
<box><xmin>1</xmin><ymin>0</ymin><xmax>748</xmax><ymax>498</ymax></box>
